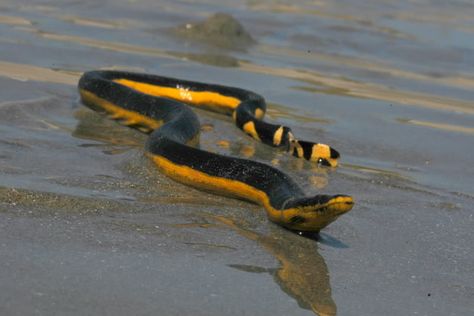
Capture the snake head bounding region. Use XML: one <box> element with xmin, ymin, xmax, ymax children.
<box><xmin>279</xmin><ymin>195</ymin><xmax>354</xmax><ymax>232</ymax></box>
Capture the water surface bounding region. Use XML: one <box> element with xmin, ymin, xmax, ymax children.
<box><xmin>0</xmin><ymin>0</ymin><xmax>473</xmax><ymax>315</ymax></box>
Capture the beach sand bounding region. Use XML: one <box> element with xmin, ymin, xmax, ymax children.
<box><xmin>1</xmin><ymin>0</ymin><xmax>473</xmax><ymax>315</ymax></box>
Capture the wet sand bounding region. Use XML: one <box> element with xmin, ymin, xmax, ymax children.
<box><xmin>1</xmin><ymin>0</ymin><xmax>473</xmax><ymax>315</ymax></box>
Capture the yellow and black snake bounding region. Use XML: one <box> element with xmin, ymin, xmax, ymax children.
<box><xmin>78</xmin><ymin>71</ymin><xmax>354</xmax><ymax>232</ymax></box>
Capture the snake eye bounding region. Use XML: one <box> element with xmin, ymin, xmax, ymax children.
<box><xmin>289</xmin><ymin>215</ymin><xmax>305</xmax><ymax>224</ymax></box>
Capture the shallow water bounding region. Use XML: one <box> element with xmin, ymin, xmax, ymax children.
<box><xmin>0</xmin><ymin>0</ymin><xmax>473</xmax><ymax>315</ymax></box>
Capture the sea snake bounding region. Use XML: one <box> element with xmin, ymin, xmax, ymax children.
<box><xmin>78</xmin><ymin>71</ymin><xmax>354</xmax><ymax>232</ymax></box>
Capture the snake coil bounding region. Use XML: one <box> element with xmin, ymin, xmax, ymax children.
<box><xmin>79</xmin><ymin>71</ymin><xmax>353</xmax><ymax>232</ymax></box>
